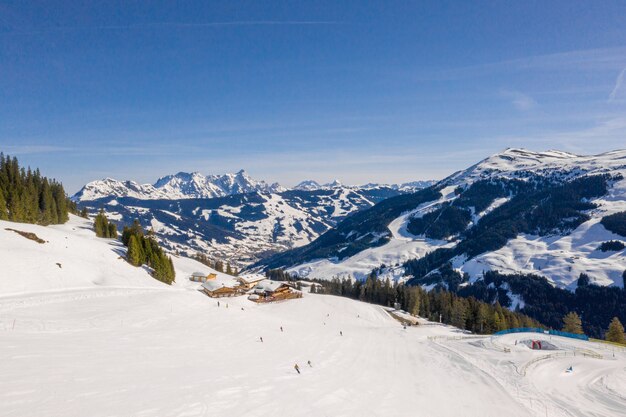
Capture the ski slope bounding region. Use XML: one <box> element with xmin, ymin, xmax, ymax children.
<box><xmin>1</xmin><ymin>217</ymin><xmax>624</xmax><ymax>416</ymax></box>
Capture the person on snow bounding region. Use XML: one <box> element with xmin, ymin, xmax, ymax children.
<box><xmin>340</xmin><ymin>331</ymin><xmax>343</xmax><ymax>336</ymax></box>
<box><xmin>260</xmin><ymin>336</ymin><xmax>263</xmax><ymax>343</ymax></box>
<box><xmin>280</xmin><ymin>326</ymin><xmax>283</xmax><ymax>332</ymax></box>
<box><xmin>307</xmin><ymin>360</ymin><xmax>312</xmax><ymax>367</ymax></box>
<box><xmin>294</xmin><ymin>364</ymin><xmax>300</xmax><ymax>374</ymax></box>
<box><xmin>217</xmin><ymin>301</ymin><xmax>220</xmax><ymax>307</ymax></box>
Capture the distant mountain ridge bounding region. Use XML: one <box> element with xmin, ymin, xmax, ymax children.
<box><xmin>73</xmin><ymin>170</ymin><xmax>285</xmax><ymax>201</ymax></box>
<box><xmin>74</xmin><ymin>171</ymin><xmax>435</xmax><ymax>267</ymax></box>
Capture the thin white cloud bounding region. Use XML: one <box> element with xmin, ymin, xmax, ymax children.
<box><xmin>609</xmin><ymin>67</ymin><xmax>626</xmax><ymax>102</ymax></box>
<box><xmin>500</xmin><ymin>90</ymin><xmax>537</xmax><ymax>111</ymax></box>
<box><xmin>3</xmin><ymin>20</ymin><xmax>342</xmax><ymax>36</ymax></box>
<box><xmin>0</xmin><ymin>145</ymin><xmax>72</xmax><ymax>155</ymax></box>
<box><xmin>415</xmin><ymin>47</ymin><xmax>626</xmax><ymax>81</ymax></box>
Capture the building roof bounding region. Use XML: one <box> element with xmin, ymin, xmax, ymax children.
<box><xmin>238</xmin><ymin>274</ymin><xmax>266</xmax><ymax>284</ymax></box>
<box><xmin>191</xmin><ymin>271</ymin><xmax>207</xmax><ymax>277</ymax></box>
<box><xmin>202</xmin><ymin>280</ymin><xmax>237</xmax><ymax>292</ymax></box>
<box><xmin>254</xmin><ymin>280</ymin><xmax>289</xmax><ymax>293</ymax></box>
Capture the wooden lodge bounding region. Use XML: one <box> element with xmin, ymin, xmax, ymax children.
<box><xmin>201</xmin><ymin>281</ymin><xmax>240</xmax><ymax>298</ymax></box>
<box><xmin>236</xmin><ymin>274</ymin><xmax>266</xmax><ymax>290</ymax></box>
<box><xmin>190</xmin><ymin>272</ymin><xmax>218</xmax><ymax>283</ymax></box>
<box><xmin>248</xmin><ymin>280</ymin><xmax>301</xmax><ymax>303</ymax></box>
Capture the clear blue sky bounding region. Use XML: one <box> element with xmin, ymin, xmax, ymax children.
<box><xmin>1</xmin><ymin>1</ymin><xmax>626</xmax><ymax>193</ymax></box>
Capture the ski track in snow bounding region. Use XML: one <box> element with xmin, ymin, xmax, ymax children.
<box><xmin>1</xmin><ymin>215</ymin><xmax>624</xmax><ymax>416</ymax></box>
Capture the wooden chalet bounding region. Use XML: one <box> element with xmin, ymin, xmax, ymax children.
<box><xmin>236</xmin><ymin>274</ymin><xmax>266</xmax><ymax>290</ymax></box>
<box><xmin>249</xmin><ymin>280</ymin><xmax>301</xmax><ymax>303</ymax></box>
<box><xmin>201</xmin><ymin>281</ymin><xmax>240</xmax><ymax>298</ymax></box>
<box><xmin>190</xmin><ymin>272</ymin><xmax>218</xmax><ymax>283</ymax></box>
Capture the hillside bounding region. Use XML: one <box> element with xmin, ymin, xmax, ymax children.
<box><xmin>258</xmin><ymin>149</ymin><xmax>626</xmax><ymax>289</ymax></box>
<box><xmin>75</xmin><ymin>176</ymin><xmax>431</xmax><ymax>266</ymax></box>
<box><xmin>1</xmin><ymin>216</ymin><xmax>624</xmax><ymax>417</ymax></box>
<box><xmin>0</xmin><ymin>215</ymin><xmax>232</xmax><ymax>296</ymax></box>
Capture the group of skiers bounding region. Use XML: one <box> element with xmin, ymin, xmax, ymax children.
<box><xmin>294</xmin><ymin>361</ymin><xmax>313</xmax><ymax>374</ymax></box>
<box><xmin>220</xmin><ymin>303</ymin><xmax>347</xmax><ymax>375</ymax></box>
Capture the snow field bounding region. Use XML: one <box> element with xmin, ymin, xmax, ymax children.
<box><xmin>1</xmin><ymin>215</ymin><xmax>624</xmax><ymax>416</ymax></box>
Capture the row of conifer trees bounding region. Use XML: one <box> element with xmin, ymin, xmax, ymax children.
<box><xmin>0</xmin><ymin>153</ymin><xmax>75</xmax><ymax>224</ymax></box>
<box><xmin>120</xmin><ymin>220</ymin><xmax>176</xmax><ymax>285</ymax></box>
<box><xmin>94</xmin><ymin>210</ymin><xmax>118</xmax><ymax>238</ymax></box>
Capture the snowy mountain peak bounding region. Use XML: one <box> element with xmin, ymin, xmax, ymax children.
<box><xmin>74</xmin><ymin>171</ymin><xmax>286</xmax><ymax>201</ymax></box>
<box><xmin>294</xmin><ymin>180</ymin><xmax>323</xmax><ymax>191</ymax></box>
<box><xmin>444</xmin><ymin>148</ymin><xmax>626</xmax><ymax>187</ymax></box>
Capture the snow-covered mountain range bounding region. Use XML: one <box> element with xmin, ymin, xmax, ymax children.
<box><xmin>259</xmin><ymin>148</ymin><xmax>626</xmax><ymax>290</ymax></box>
<box><xmin>74</xmin><ymin>171</ymin><xmax>433</xmax><ymax>201</ymax></box>
<box><xmin>74</xmin><ymin>172</ymin><xmax>435</xmax><ymax>266</ymax></box>
<box><xmin>73</xmin><ymin>170</ymin><xmax>285</xmax><ymax>200</ymax></box>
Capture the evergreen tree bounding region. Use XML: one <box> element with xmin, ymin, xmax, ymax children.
<box><xmin>107</xmin><ymin>222</ymin><xmax>118</xmax><ymax>239</ymax></box>
<box><xmin>562</xmin><ymin>312</ymin><xmax>584</xmax><ymax>334</ymax></box>
<box><xmin>605</xmin><ymin>317</ymin><xmax>625</xmax><ymax>344</ymax></box>
<box><xmin>0</xmin><ymin>190</ymin><xmax>7</xmax><ymax>220</ymax></box>
<box><xmin>80</xmin><ymin>207</ymin><xmax>89</xmax><ymax>218</ymax></box>
<box><xmin>127</xmin><ymin>235</ymin><xmax>143</xmax><ymax>266</ymax></box>
<box><xmin>226</xmin><ymin>262</ymin><xmax>233</xmax><ymax>275</ymax></box>
<box><xmin>0</xmin><ymin>154</ymin><xmax>71</xmax><ymax>225</ymax></box>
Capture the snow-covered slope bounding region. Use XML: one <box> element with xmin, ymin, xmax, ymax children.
<box><xmin>0</xmin><ymin>215</ymin><xmax>232</xmax><ymax>296</ymax></box>
<box><xmin>444</xmin><ymin>148</ymin><xmax>626</xmax><ymax>187</ymax></box>
<box><xmin>1</xmin><ymin>218</ymin><xmax>623</xmax><ymax>416</ymax></box>
<box><xmin>278</xmin><ymin>149</ymin><xmax>626</xmax><ymax>289</ymax></box>
<box><xmin>0</xmin><ymin>216</ymin><xmax>626</xmax><ymax>417</ymax></box>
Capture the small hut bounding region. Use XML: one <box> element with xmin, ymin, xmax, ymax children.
<box><xmin>190</xmin><ymin>272</ymin><xmax>218</xmax><ymax>283</ymax></box>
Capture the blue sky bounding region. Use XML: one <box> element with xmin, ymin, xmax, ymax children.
<box><xmin>1</xmin><ymin>1</ymin><xmax>626</xmax><ymax>193</ymax></box>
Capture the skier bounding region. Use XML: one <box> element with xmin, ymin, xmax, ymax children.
<box><xmin>280</xmin><ymin>326</ymin><xmax>283</xmax><ymax>332</ymax></box>
<box><xmin>340</xmin><ymin>330</ymin><xmax>343</xmax><ymax>336</ymax></box>
<box><xmin>217</xmin><ymin>301</ymin><xmax>220</xmax><ymax>307</ymax></box>
<box><xmin>307</xmin><ymin>360</ymin><xmax>312</xmax><ymax>367</ymax></box>
<box><xmin>260</xmin><ymin>336</ymin><xmax>263</xmax><ymax>343</ymax></box>
<box><xmin>294</xmin><ymin>363</ymin><xmax>300</xmax><ymax>374</ymax></box>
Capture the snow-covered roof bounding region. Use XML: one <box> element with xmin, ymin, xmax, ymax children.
<box><xmin>238</xmin><ymin>274</ymin><xmax>266</xmax><ymax>284</ymax></box>
<box><xmin>255</xmin><ymin>280</ymin><xmax>289</xmax><ymax>293</ymax></box>
<box><xmin>202</xmin><ymin>280</ymin><xmax>236</xmax><ymax>291</ymax></box>
<box><xmin>191</xmin><ymin>271</ymin><xmax>207</xmax><ymax>277</ymax></box>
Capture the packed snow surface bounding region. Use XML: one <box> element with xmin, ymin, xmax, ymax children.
<box><xmin>1</xmin><ymin>216</ymin><xmax>625</xmax><ymax>416</ymax></box>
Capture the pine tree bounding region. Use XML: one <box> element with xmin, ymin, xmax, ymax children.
<box><xmin>605</xmin><ymin>317</ymin><xmax>625</xmax><ymax>344</ymax></box>
<box><xmin>0</xmin><ymin>190</ymin><xmax>7</xmax><ymax>220</ymax></box>
<box><xmin>80</xmin><ymin>207</ymin><xmax>89</xmax><ymax>218</ymax></box>
<box><xmin>562</xmin><ymin>312</ymin><xmax>584</xmax><ymax>334</ymax></box>
<box><xmin>127</xmin><ymin>235</ymin><xmax>143</xmax><ymax>266</ymax></box>
<box><xmin>107</xmin><ymin>222</ymin><xmax>117</xmax><ymax>239</ymax></box>
<box><xmin>226</xmin><ymin>263</ymin><xmax>233</xmax><ymax>275</ymax></box>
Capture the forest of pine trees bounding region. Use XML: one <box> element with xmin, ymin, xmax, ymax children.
<box><xmin>94</xmin><ymin>210</ymin><xmax>118</xmax><ymax>238</ymax></box>
<box><xmin>266</xmin><ymin>269</ymin><xmax>541</xmax><ymax>334</ymax></box>
<box><xmin>121</xmin><ymin>220</ymin><xmax>175</xmax><ymax>285</ymax></box>
<box><xmin>0</xmin><ymin>153</ymin><xmax>76</xmax><ymax>224</ymax></box>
